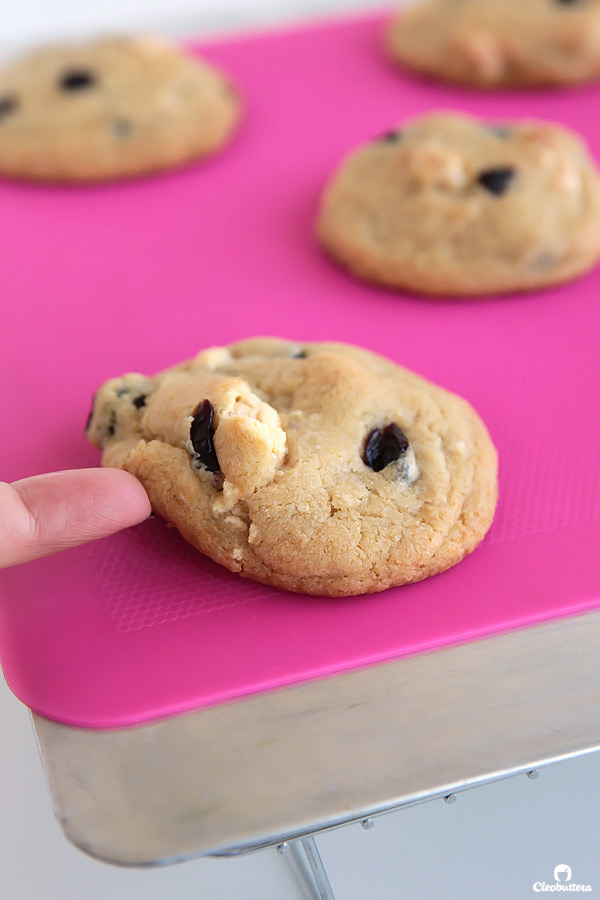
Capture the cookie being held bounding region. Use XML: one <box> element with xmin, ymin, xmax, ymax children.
<box><xmin>388</xmin><ymin>0</ymin><xmax>600</xmax><ymax>88</ymax></box>
<box><xmin>86</xmin><ymin>338</ymin><xmax>498</xmax><ymax>597</ymax></box>
<box><xmin>317</xmin><ymin>112</ymin><xmax>600</xmax><ymax>296</ymax></box>
<box><xmin>0</xmin><ymin>35</ymin><xmax>242</xmax><ymax>182</ymax></box>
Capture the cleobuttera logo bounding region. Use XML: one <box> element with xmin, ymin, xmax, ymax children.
<box><xmin>533</xmin><ymin>864</ymin><xmax>592</xmax><ymax>892</ymax></box>
<box><xmin>555</xmin><ymin>867</ymin><xmax>572</xmax><ymax>884</ymax></box>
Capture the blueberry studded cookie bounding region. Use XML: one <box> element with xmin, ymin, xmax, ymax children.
<box><xmin>0</xmin><ymin>35</ymin><xmax>241</xmax><ymax>182</ymax></box>
<box><xmin>388</xmin><ymin>0</ymin><xmax>600</xmax><ymax>88</ymax></box>
<box><xmin>86</xmin><ymin>338</ymin><xmax>498</xmax><ymax>597</ymax></box>
<box><xmin>317</xmin><ymin>112</ymin><xmax>600</xmax><ymax>296</ymax></box>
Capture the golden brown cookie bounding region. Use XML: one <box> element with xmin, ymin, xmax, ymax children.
<box><xmin>0</xmin><ymin>35</ymin><xmax>242</xmax><ymax>182</ymax></box>
<box><xmin>317</xmin><ymin>112</ymin><xmax>600</xmax><ymax>296</ymax></box>
<box><xmin>86</xmin><ymin>338</ymin><xmax>498</xmax><ymax>597</ymax></box>
<box><xmin>388</xmin><ymin>0</ymin><xmax>600</xmax><ymax>88</ymax></box>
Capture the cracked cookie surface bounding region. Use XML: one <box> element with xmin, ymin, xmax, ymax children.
<box><xmin>317</xmin><ymin>112</ymin><xmax>600</xmax><ymax>296</ymax></box>
<box><xmin>0</xmin><ymin>35</ymin><xmax>241</xmax><ymax>182</ymax></box>
<box><xmin>388</xmin><ymin>0</ymin><xmax>600</xmax><ymax>88</ymax></box>
<box><xmin>86</xmin><ymin>338</ymin><xmax>498</xmax><ymax>596</ymax></box>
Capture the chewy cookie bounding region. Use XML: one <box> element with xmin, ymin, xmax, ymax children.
<box><xmin>388</xmin><ymin>0</ymin><xmax>600</xmax><ymax>88</ymax></box>
<box><xmin>86</xmin><ymin>338</ymin><xmax>498</xmax><ymax>597</ymax></box>
<box><xmin>0</xmin><ymin>35</ymin><xmax>241</xmax><ymax>182</ymax></box>
<box><xmin>317</xmin><ymin>112</ymin><xmax>600</xmax><ymax>296</ymax></box>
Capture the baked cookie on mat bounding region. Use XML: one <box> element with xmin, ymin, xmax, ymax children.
<box><xmin>388</xmin><ymin>0</ymin><xmax>600</xmax><ymax>88</ymax></box>
<box><xmin>86</xmin><ymin>337</ymin><xmax>498</xmax><ymax>597</ymax></box>
<box><xmin>0</xmin><ymin>35</ymin><xmax>241</xmax><ymax>182</ymax></box>
<box><xmin>317</xmin><ymin>112</ymin><xmax>600</xmax><ymax>296</ymax></box>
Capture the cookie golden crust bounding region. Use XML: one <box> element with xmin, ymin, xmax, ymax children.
<box><xmin>0</xmin><ymin>35</ymin><xmax>242</xmax><ymax>182</ymax></box>
<box><xmin>86</xmin><ymin>338</ymin><xmax>498</xmax><ymax>597</ymax></box>
<box><xmin>388</xmin><ymin>0</ymin><xmax>600</xmax><ymax>88</ymax></box>
<box><xmin>317</xmin><ymin>112</ymin><xmax>600</xmax><ymax>297</ymax></box>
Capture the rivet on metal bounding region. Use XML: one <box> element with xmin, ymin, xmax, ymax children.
<box><xmin>444</xmin><ymin>793</ymin><xmax>457</xmax><ymax>804</ymax></box>
<box><xmin>361</xmin><ymin>818</ymin><xmax>375</xmax><ymax>830</ymax></box>
<box><xmin>526</xmin><ymin>769</ymin><xmax>540</xmax><ymax>780</ymax></box>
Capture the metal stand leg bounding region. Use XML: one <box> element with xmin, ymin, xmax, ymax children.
<box><xmin>278</xmin><ymin>836</ymin><xmax>336</xmax><ymax>900</ymax></box>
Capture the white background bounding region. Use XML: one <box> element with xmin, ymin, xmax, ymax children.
<box><xmin>1</xmin><ymin>1</ymin><xmax>599</xmax><ymax>897</ymax></box>
<box><xmin>0</xmin><ymin>0</ymin><xmax>387</xmax><ymax>56</ymax></box>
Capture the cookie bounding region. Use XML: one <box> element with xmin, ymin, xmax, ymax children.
<box><xmin>86</xmin><ymin>338</ymin><xmax>498</xmax><ymax>597</ymax></box>
<box><xmin>388</xmin><ymin>0</ymin><xmax>600</xmax><ymax>88</ymax></box>
<box><xmin>317</xmin><ymin>112</ymin><xmax>600</xmax><ymax>296</ymax></box>
<box><xmin>0</xmin><ymin>35</ymin><xmax>241</xmax><ymax>182</ymax></box>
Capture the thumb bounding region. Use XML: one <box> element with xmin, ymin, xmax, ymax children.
<box><xmin>0</xmin><ymin>468</ymin><xmax>151</xmax><ymax>569</ymax></box>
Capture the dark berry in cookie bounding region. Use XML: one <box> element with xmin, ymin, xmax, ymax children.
<box><xmin>113</xmin><ymin>118</ymin><xmax>133</xmax><ymax>136</ymax></box>
<box><xmin>487</xmin><ymin>124</ymin><xmax>512</xmax><ymax>139</ymax></box>
<box><xmin>363</xmin><ymin>424</ymin><xmax>410</xmax><ymax>472</ymax></box>
<box><xmin>190</xmin><ymin>399</ymin><xmax>220</xmax><ymax>472</ymax></box>
<box><xmin>378</xmin><ymin>130</ymin><xmax>402</xmax><ymax>143</ymax></box>
<box><xmin>477</xmin><ymin>167</ymin><xmax>515</xmax><ymax>195</ymax></box>
<box><xmin>0</xmin><ymin>95</ymin><xmax>18</xmax><ymax>119</ymax></box>
<box><xmin>107</xmin><ymin>410</ymin><xmax>117</xmax><ymax>437</ymax></box>
<box><xmin>58</xmin><ymin>68</ymin><xmax>97</xmax><ymax>91</ymax></box>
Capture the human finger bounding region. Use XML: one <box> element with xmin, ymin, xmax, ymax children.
<box><xmin>0</xmin><ymin>468</ymin><xmax>151</xmax><ymax>569</ymax></box>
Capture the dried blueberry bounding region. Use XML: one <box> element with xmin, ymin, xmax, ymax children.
<box><xmin>190</xmin><ymin>399</ymin><xmax>220</xmax><ymax>473</ymax></box>
<box><xmin>113</xmin><ymin>118</ymin><xmax>133</xmax><ymax>137</ymax></box>
<box><xmin>291</xmin><ymin>348</ymin><xmax>306</xmax><ymax>359</ymax></box>
<box><xmin>363</xmin><ymin>424</ymin><xmax>410</xmax><ymax>472</ymax></box>
<box><xmin>477</xmin><ymin>167</ymin><xmax>515</xmax><ymax>196</ymax></box>
<box><xmin>486</xmin><ymin>124</ymin><xmax>511</xmax><ymax>139</ymax></box>
<box><xmin>0</xmin><ymin>95</ymin><xmax>18</xmax><ymax>120</ymax></box>
<box><xmin>133</xmin><ymin>394</ymin><xmax>146</xmax><ymax>409</ymax></box>
<box><xmin>58</xmin><ymin>68</ymin><xmax>96</xmax><ymax>91</ymax></box>
<box><xmin>107</xmin><ymin>410</ymin><xmax>117</xmax><ymax>437</ymax></box>
<box><xmin>378</xmin><ymin>130</ymin><xmax>402</xmax><ymax>143</ymax></box>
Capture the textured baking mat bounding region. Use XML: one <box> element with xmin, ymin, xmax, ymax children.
<box><xmin>0</xmin><ymin>11</ymin><xmax>599</xmax><ymax>727</ymax></box>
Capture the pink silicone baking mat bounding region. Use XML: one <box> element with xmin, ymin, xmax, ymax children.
<box><xmin>1</xmin><ymin>11</ymin><xmax>599</xmax><ymax>729</ymax></box>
